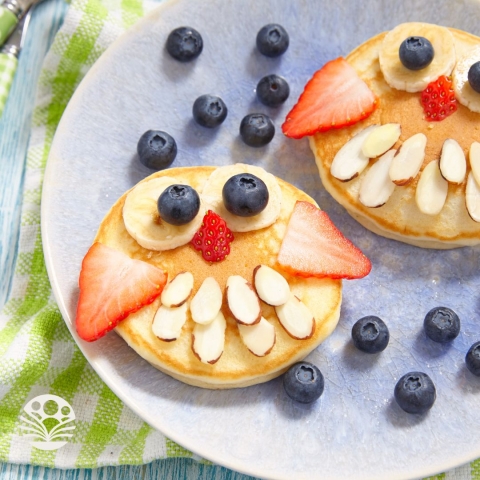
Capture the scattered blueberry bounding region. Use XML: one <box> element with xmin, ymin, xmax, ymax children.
<box><xmin>222</xmin><ymin>173</ymin><xmax>269</xmax><ymax>217</ymax></box>
<box><xmin>256</xmin><ymin>23</ymin><xmax>289</xmax><ymax>58</ymax></box>
<box><xmin>137</xmin><ymin>130</ymin><xmax>177</xmax><ymax>170</ymax></box>
<box><xmin>394</xmin><ymin>371</ymin><xmax>436</xmax><ymax>414</ymax></box>
<box><xmin>256</xmin><ymin>74</ymin><xmax>290</xmax><ymax>107</ymax></box>
<box><xmin>466</xmin><ymin>341</ymin><xmax>480</xmax><ymax>376</ymax></box>
<box><xmin>192</xmin><ymin>94</ymin><xmax>228</xmax><ymax>128</ymax></box>
<box><xmin>423</xmin><ymin>306</ymin><xmax>460</xmax><ymax>343</ymax></box>
<box><xmin>157</xmin><ymin>184</ymin><xmax>200</xmax><ymax>226</ymax></box>
<box><xmin>166</xmin><ymin>26</ymin><xmax>203</xmax><ymax>62</ymax></box>
<box><xmin>468</xmin><ymin>61</ymin><xmax>480</xmax><ymax>93</ymax></box>
<box><xmin>399</xmin><ymin>36</ymin><xmax>434</xmax><ymax>71</ymax></box>
<box><xmin>351</xmin><ymin>316</ymin><xmax>389</xmax><ymax>354</ymax></box>
<box><xmin>239</xmin><ymin>113</ymin><xmax>275</xmax><ymax>147</ymax></box>
<box><xmin>283</xmin><ymin>361</ymin><xmax>324</xmax><ymax>404</ymax></box>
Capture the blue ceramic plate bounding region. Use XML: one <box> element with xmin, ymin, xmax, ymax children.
<box><xmin>42</xmin><ymin>0</ymin><xmax>480</xmax><ymax>478</ymax></box>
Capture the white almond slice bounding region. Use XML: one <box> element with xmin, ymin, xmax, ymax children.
<box><xmin>238</xmin><ymin>317</ymin><xmax>276</xmax><ymax>357</ymax></box>
<box><xmin>192</xmin><ymin>311</ymin><xmax>226</xmax><ymax>364</ymax></box>
<box><xmin>359</xmin><ymin>149</ymin><xmax>397</xmax><ymax>208</ymax></box>
<box><xmin>440</xmin><ymin>139</ymin><xmax>466</xmax><ymax>184</ymax></box>
<box><xmin>253</xmin><ymin>265</ymin><xmax>290</xmax><ymax>306</ymax></box>
<box><xmin>361</xmin><ymin>123</ymin><xmax>401</xmax><ymax>158</ymax></box>
<box><xmin>275</xmin><ymin>294</ymin><xmax>315</xmax><ymax>340</ymax></box>
<box><xmin>330</xmin><ymin>125</ymin><xmax>379</xmax><ymax>181</ymax></box>
<box><xmin>466</xmin><ymin>172</ymin><xmax>480</xmax><ymax>222</ymax></box>
<box><xmin>415</xmin><ymin>160</ymin><xmax>448</xmax><ymax>215</ymax></box>
<box><xmin>152</xmin><ymin>302</ymin><xmax>188</xmax><ymax>342</ymax></box>
<box><xmin>160</xmin><ymin>271</ymin><xmax>194</xmax><ymax>308</ymax></box>
<box><xmin>226</xmin><ymin>275</ymin><xmax>261</xmax><ymax>325</ymax></box>
<box><xmin>469</xmin><ymin>142</ymin><xmax>480</xmax><ymax>187</ymax></box>
<box><xmin>389</xmin><ymin>133</ymin><xmax>427</xmax><ymax>186</ymax></box>
<box><xmin>190</xmin><ymin>277</ymin><xmax>223</xmax><ymax>325</ymax></box>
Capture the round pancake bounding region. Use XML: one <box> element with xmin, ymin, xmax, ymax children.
<box><xmin>311</xmin><ymin>28</ymin><xmax>480</xmax><ymax>249</ymax></box>
<box><xmin>95</xmin><ymin>166</ymin><xmax>342</xmax><ymax>389</ymax></box>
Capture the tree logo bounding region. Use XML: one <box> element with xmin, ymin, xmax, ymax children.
<box><xmin>20</xmin><ymin>394</ymin><xmax>76</xmax><ymax>450</ymax></box>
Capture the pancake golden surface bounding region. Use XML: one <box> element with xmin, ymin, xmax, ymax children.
<box><xmin>94</xmin><ymin>165</ymin><xmax>342</xmax><ymax>389</ymax></box>
<box><xmin>311</xmin><ymin>26</ymin><xmax>480</xmax><ymax>248</ymax></box>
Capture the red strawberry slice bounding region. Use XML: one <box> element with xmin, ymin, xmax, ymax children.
<box><xmin>282</xmin><ymin>57</ymin><xmax>378</xmax><ymax>139</ymax></box>
<box><xmin>421</xmin><ymin>75</ymin><xmax>457</xmax><ymax>122</ymax></box>
<box><xmin>277</xmin><ymin>201</ymin><xmax>371</xmax><ymax>279</ymax></box>
<box><xmin>75</xmin><ymin>242</ymin><xmax>167</xmax><ymax>342</ymax></box>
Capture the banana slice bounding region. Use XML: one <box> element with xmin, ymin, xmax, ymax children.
<box><xmin>379</xmin><ymin>22</ymin><xmax>456</xmax><ymax>93</ymax></box>
<box><xmin>452</xmin><ymin>45</ymin><xmax>480</xmax><ymax>113</ymax></box>
<box><xmin>201</xmin><ymin>163</ymin><xmax>282</xmax><ymax>232</ymax></box>
<box><xmin>123</xmin><ymin>176</ymin><xmax>204</xmax><ymax>251</ymax></box>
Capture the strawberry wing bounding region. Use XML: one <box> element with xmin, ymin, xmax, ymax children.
<box><xmin>282</xmin><ymin>57</ymin><xmax>377</xmax><ymax>139</ymax></box>
<box><xmin>277</xmin><ymin>201</ymin><xmax>371</xmax><ymax>279</ymax></box>
<box><xmin>75</xmin><ymin>242</ymin><xmax>167</xmax><ymax>342</ymax></box>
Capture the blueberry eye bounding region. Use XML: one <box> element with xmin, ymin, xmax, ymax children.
<box><xmin>399</xmin><ymin>36</ymin><xmax>434</xmax><ymax>71</ymax></box>
<box><xmin>222</xmin><ymin>173</ymin><xmax>269</xmax><ymax>217</ymax></box>
<box><xmin>157</xmin><ymin>184</ymin><xmax>200</xmax><ymax>226</ymax></box>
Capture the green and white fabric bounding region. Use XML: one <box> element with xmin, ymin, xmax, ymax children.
<box><xmin>0</xmin><ymin>52</ymin><xmax>17</xmax><ymax>115</ymax></box>
<box><xmin>0</xmin><ymin>0</ymin><xmax>480</xmax><ymax>477</ymax></box>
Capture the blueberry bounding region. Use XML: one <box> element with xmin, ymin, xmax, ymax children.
<box><xmin>399</xmin><ymin>36</ymin><xmax>434</xmax><ymax>71</ymax></box>
<box><xmin>423</xmin><ymin>306</ymin><xmax>460</xmax><ymax>343</ymax></box>
<box><xmin>137</xmin><ymin>130</ymin><xmax>177</xmax><ymax>170</ymax></box>
<box><xmin>256</xmin><ymin>23</ymin><xmax>289</xmax><ymax>58</ymax></box>
<box><xmin>157</xmin><ymin>185</ymin><xmax>200</xmax><ymax>226</ymax></box>
<box><xmin>239</xmin><ymin>113</ymin><xmax>275</xmax><ymax>147</ymax></box>
<box><xmin>256</xmin><ymin>74</ymin><xmax>290</xmax><ymax>107</ymax></box>
<box><xmin>222</xmin><ymin>173</ymin><xmax>269</xmax><ymax>217</ymax></box>
<box><xmin>283</xmin><ymin>361</ymin><xmax>324</xmax><ymax>404</ymax></box>
<box><xmin>465</xmin><ymin>341</ymin><xmax>480</xmax><ymax>376</ymax></box>
<box><xmin>394</xmin><ymin>371</ymin><xmax>436</xmax><ymax>414</ymax></box>
<box><xmin>351</xmin><ymin>316</ymin><xmax>389</xmax><ymax>354</ymax></box>
<box><xmin>166</xmin><ymin>26</ymin><xmax>203</xmax><ymax>62</ymax></box>
<box><xmin>192</xmin><ymin>94</ymin><xmax>228</xmax><ymax>128</ymax></box>
<box><xmin>468</xmin><ymin>61</ymin><xmax>480</xmax><ymax>93</ymax></box>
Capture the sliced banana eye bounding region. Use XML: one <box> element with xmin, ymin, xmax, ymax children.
<box><xmin>452</xmin><ymin>45</ymin><xmax>480</xmax><ymax>113</ymax></box>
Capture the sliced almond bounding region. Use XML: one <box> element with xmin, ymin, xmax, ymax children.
<box><xmin>415</xmin><ymin>160</ymin><xmax>448</xmax><ymax>215</ymax></box>
<box><xmin>361</xmin><ymin>123</ymin><xmax>401</xmax><ymax>158</ymax></box>
<box><xmin>330</xmin><ymin>125</ymin><xmax>379</xmax><ymax>181</ymax></box>
<box><xmin>191</xmin><ymin>311</ymin><xmax>226</xmax><ymax>364</ymax></box>
<box><xmin>440</xmin><ymin>139</ymin><xmax>466</xmax><ymax>184</ymax></box>
<box><xmin>466</xmin><ymin>172</ymin><xmax>480</xmax><ymax>222</ymax></box>
<box><xmin>226</xmin><ymin>275</ymin><xmax>261</xmax><ymax>325</ymax></box>
<box><xmin>152</xmin><ymin>302</ymin><xmax>188</xmax><ymax>342</ymax></box>
<box><xmin>161</xmin><ymin>271</ymin><xmax>194</xmax><ymax>307</ymax></box>
<box><xmin>389</xmin><ymin>133</ymin><xmax>427</xmax><ymax>185</ymax></box>
<box><xmin>275</xmin><ymin>294</ymin><xmax>315</xmax><ymax>340</ymax></box>
<box><xmin>253</xmin><ymin>265</ymin><xmax>290</xmax><ymax>306</ymax></box>
<box><xmin>359</xmin><ymin>149</ymin><xmax>397</xmax><ymax>208</ymax></box>
<box><xmin>238</xmin><ymin>317</ymin><xmax>276</xmax><ymax>357</ymax></box>
<box><xmin>190</xmin><ymin>277</ymin><xmax>223</xmax><ymax>325</ymax></box>
<box><xmin>469</xmin><ymin>142</ymin><xmax>480</xmax><ymax>187</ymax></box>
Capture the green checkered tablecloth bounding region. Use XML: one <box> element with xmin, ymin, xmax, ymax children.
<box><xmin>0</xmin><ymin>0</ymin><xmax>480</xmax><ymax>477</ymax></box>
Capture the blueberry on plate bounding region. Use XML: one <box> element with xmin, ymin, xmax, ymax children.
<box><xmin>423</xmin><ymin>306</ymin><xmax>460</xmax><ymax>343</ymax></box>
<box><xmin>399</xmin><ymin>36</ymin><xmax>434</xmax><ymax>71</ymax></box>
<box><xmin>157</xmin><ymin>185</ymin><xmax>200</xmax><ymax>226</ymax></box>
<box><xmin>137</xmin><ymin>130</ymin><xmax>177</xmax><ymax>170</ymax></box>
<box><xmin>468</xmin><ymin>61</ymin><xmax>480</xmax><ymax>93</ymax></box>
<box><xmin>166</xmin><ymin>26</ymin><xmax>203</xmax><ymax>62</ymax></box>
<box><xmin>465</xmin><ymin>341</ymin><xmax>480</xmax><ymax>376</ymax></box>
<box><xmin>351</xmin><ymin>316</ymin><xmax>389</xmax><ymax>353</ymax></box>
<box><xmin>222</xmin><ymin>173</ymin><xmax>269</xmax><ymax>217</ymax></box>
<box><xmin>283</xmin><ymin>361</ymin><xmax>324</xmax><ymax>404</ymax></box>
<box><xmin>239</xmin><ymin>113</ymin><xmax>275</xmax><ymax>147</ymax></box>
<box><xmin>256</xmin><ymin>23</ymin><xmax>289</xmax><ymax>58</ymax></box>
<box><xmin>256</xmin><ymin>74</ymin><xmax>290</xmax><ymax>107</ymax></box>
<box><xmin>394</xmin><ymin>371</ymin><xmax>436</xmax><ymax>414</ymax></box>
<box><xmin>192</xmin><ymin>94</ymin><xmax>228</xmax><ymax>128</ymax></box>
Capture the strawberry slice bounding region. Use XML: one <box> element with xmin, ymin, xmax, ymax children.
<box><xmin>282</xmin><ymin>57</ymin><xmax>378</xmax><ymax>139</ymax></box>
<box><xmin>75</xmin><ymin>242</ymin><xmax>167</xmax><ymax>342</ymax></box>
<box><xmin>277</xmin><ymin>201</ymin><xmax>371</xmax><ymax>279</ymax></box>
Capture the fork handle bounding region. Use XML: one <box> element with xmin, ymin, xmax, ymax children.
<box><xmin>0</xmin><ymin>52</ymin><xmax>18</xmax><ymax>116</ymax></box>
<box><xmin>0</xmin><ymin>6</ymin><xmax>19</xmax><ymax>46</ymax></box>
